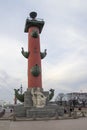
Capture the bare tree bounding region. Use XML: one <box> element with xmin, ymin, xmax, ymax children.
<box><xmin>55</xmin><ymin>93</ymin><xmax>65</xmax><ymax>105</ymax></box>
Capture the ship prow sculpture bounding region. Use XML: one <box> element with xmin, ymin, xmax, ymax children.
<box><xmin>14</xmin><ymin>12</ymin><xmax>63</xmax><ymax>119</ymax></box>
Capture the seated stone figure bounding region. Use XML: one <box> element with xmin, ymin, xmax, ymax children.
<box><xmin>31</xmin><ymin>88</ymin><xmax>47</xmax><ymax>108</ymax></box>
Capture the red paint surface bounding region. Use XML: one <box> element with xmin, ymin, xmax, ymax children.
<box><xmin>28</xmin><ymin>27</ymin><xmax>42</xmax><ymax>88</ymax></box>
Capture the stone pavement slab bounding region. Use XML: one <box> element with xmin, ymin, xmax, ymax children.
<box><xmin>0</xmin><ymin>118</ymin><xmax>87</xmax><ymax>130</ymax></box>
<box><xmin>0</xmin><ymin>121</ymin><xmax>10</xmax><ymax>130</ymax></box>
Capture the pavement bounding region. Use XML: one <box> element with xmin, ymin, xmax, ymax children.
<box><xmin>0</xmin><ymin>118</ymin><xmax>87</xmax><ymax>130</ymax></box>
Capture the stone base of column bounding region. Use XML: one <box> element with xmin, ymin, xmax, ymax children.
<box><xmin>14</xmin><ymin>88</ymin><xmax>64</xmax><ymax>119</ymax></box>
<box><xmin>26</xmin><ymin>105</ymin><xmax>58</xmax><ymax>119</ymax></box>
<box><xmin>24</xmin><ymin>88</ymin><xmax>49</xmax><ymax>108</ymax></box>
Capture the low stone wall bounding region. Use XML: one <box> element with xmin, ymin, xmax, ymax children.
<box><xmin>26</xmin><ymin>107</ymin><xmax>57</xmax><ymax>118</ymax></box>
<box><xmin>14</xmin><ymin>104</ymin><xmax>26</xmax><ymax>117</ymax></box>
<box><xmin>14</xmin><ymin>103</ymin><xmax>64</xmax><ymax>119</ymax></box>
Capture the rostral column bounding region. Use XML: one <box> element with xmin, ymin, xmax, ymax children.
<box><xmin>22</xmin><ymin>12</ymin><xmax>46</xmax><ymax>89</ymax></box>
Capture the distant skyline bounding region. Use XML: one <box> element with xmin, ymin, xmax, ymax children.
<box><xmin>0</xmin><ymin>0</ymin><xmax>87</xmax><ymax>103</ymax></box>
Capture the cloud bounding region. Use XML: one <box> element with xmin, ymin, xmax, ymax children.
<box><xmin>42</xmin><ymin>42</ymin><xmax>87</xmax><ymax>93</ymax></box>
<box><xmin>0</xmin><ymin>70</ymin><xmax>24</xmax><ymax>103</ymax></box>
<box><xmin>0</xmin><ymin>35</ymin><xmax>28</xmax><ymax>79</ymax></box>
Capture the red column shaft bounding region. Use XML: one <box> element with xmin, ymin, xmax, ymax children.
<box><xmin>28</xmin><ymin>27</ymin><xmax>42</xmax><ymax>88</ymax></box>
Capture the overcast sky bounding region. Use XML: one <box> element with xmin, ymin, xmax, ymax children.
<box><xmin>0</xmin><ymin>0</ymin><xmax>87</xmax><ymax>104</ymax></box>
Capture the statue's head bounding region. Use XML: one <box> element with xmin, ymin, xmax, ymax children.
<box><xmin>37</xmin><ymin>88</ymin><xmax>40</xmax><ymax>91</ymax></box>
<box><xmin>14</xmin><ymin>89</ymin><xmax>19</xmax><ymax>92</ymax></box>
<box><xmin>50</xmin><ymin>88</ymin><xmax>54</xmax><ymax>92</ymax></box>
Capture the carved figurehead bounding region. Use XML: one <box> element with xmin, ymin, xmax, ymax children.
<box><xmin>31</xmin><ymin>88</ymin><xmax>47</xmax><ymax>108</ymax></box>
<box><xmin>14</xmin><ymin>89</ymin><xmax>24</xmax><ymax>102</ymax></box>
